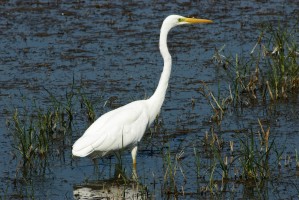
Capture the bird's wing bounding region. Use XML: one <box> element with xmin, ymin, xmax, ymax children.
<box><xmin>72</xmin><ymin>100</ymin><xmax>149</xmax><ymax>157</ymax></box>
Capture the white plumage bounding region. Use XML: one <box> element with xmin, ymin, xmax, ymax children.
<box><xmin>72</xmin><ymin>100</ymin><xmax>150</xmax><ymax>159</ymax></box>
<box><xmin>72</xmin><ymin>15</ymin><xmax>212</xmax><ymax>167</ymax></box>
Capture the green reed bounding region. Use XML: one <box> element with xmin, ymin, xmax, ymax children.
<box><xmin>214</xmin><ymin>23</ymin><xmax>299</xmax><ymax>103</ymax></box>
<box><xmin>78</xmin><ymin>89</ymin><xmax>97</xmax><ymax>123</ymax></box>
<box><xmin>196</xmin><ymin>118</ymin><xmax>284</xmax><ymax>199</ymax></box>
<box><xmin>162</xmin><ymin>144</ymin><xmax>186</xmax><ymax>197</ymax></box>
<box><xmin>9</xmin><ymin>86</ymin><xmax>77</xmax><ymax>175</ymax></box>
<box><xmin>296</xmin><ymin>149</ymin><xmax>299</xmax><ymax>169</ymax></box>
<box><xmin>11</xmin><ymin>106</ymin><xmax>70</xmax><ymax>173</ymax></box>
<box><xmin>264</xmin><ymin>24</ymin><xmax>299</xmax><ymax>100</ymax></box>
<box><xmin>12</xmin><ymin>109</ymin><xmax>37</xmax><ymax>167</ymax></box>
<box><xmin>8</xmin><ymin>77</ymin><xmax>111</xmax><ymax>178</ymax></box>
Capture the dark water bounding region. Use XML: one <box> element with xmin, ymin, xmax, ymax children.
<box><xmin>0</xmin><ymin>0</ymin><xmax>298</xmax><ymax>199</ymax></box>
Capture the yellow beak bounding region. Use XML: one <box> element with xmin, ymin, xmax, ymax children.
<box><xmin>184</xmin><ymin>17</ymin><xmax>213</xmax><ymax>24</ymax></box>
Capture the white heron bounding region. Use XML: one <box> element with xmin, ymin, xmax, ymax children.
<box><xmin>72</xmin><ymin>15</ymin><xmax>213</xmax><ymax>169</ymax></box>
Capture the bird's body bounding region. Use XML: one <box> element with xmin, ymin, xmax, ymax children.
<box><xmin>72</xmin><ymin>100</ymin><xmax>150</xmax><ymax>159</ymax></box>
<box><xmin>72</xmin><ymin>15</ymin><xmax>212</xmax><ymax>167</ymax></box>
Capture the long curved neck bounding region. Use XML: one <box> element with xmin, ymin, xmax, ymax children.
<box><xmin>148</xmin><ymin>22</ymin><xmax>173</xmax><ymax>123</ymax></box>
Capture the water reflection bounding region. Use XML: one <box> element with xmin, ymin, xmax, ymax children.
<box><xmin>73</xmin><ymin>164</ymin><xmax>149</xmax><ymax>199</ymax></box>
<box><xmin>73</xmin><ymin>181</ymin><xmax>148</xmax><ymax>199</ymax></box>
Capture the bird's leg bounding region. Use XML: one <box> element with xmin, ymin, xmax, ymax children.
<box><xmin>131</xmin><ymin>146</ymin><xmax>138</xmax><ymax>170</ymax></box>
<box><xmin>131</xmin><ymin>146</ymin><xmax>138</xmax><ymax>179</ymax></box>
<box><xmin>132</xmin><ymin>165</ymin><xmax>138</xmax><ymax>180</ymax></box>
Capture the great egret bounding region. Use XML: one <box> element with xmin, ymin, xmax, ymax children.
<box><xmin>72</xmin><ymin>15</ymin><xmax>213</xmax><ymax>169</ymax></box>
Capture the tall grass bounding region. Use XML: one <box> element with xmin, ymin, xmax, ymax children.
<box><xmin>162</xmin><ymin>144</ymin><xmax>186</xmax><ymax>198</ymax></box>
<box><xmin>12</xmin><ymin>109</ymin><xmax>37</xmax><ymax>168</ymax></box>
<box><xmin>214</xmin><ymin>23</ymin><xmax>299</xmax><ymax>104</ymax></box>
<box><xmin>265</xmin><ymin>25</ymin><xmax>299</xmax><ymax>99</ymax></box>
<box><xmin>8</xmin><ymin>80</ymin><xmax>106</xmax><ymax>176</ymax></box>
<box><xmin>190</xmin><ymin>117</ymin><xmax>286</xmax><ymax>199</ymax></box>
<box><xmin>11</xmin><ymin>104</ymin><xmax>73</xmax><ymax>175</ymax></box>
<box><xmin>78</xmin><ymin>89</ymin><xmax>97</xmax><ymax>123</ymax></box>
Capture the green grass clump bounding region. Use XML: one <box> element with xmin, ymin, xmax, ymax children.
<box><xmin>12</xmin><ymin>109</ymin><xmax>38</xmax><ymax>168</ymax></box>
<box><xmin>8</xmin><ymin>79</ymin><xmax>107</xmax><ymax>177</ymax></box>
<box><xmin>262</xmin><ymin>24</ymin><xmax>299</xmax><ymax>100</ymax></box>
<box><xmin>162</xmin><ymin>145</ymin><xmax>186</xmax><ymax>198</ymax></box>
<box><xmin>265</xmin><ymin>26</ymin><xmax>299</xmax><ymax>99</ymax></box>
<box><xmin>78</xmin><ymin>89</ymin><xmax>97</xmax><ymax>123</ymax></box>
<box><xmin>193</xmin><ymin>119</ymin><xmax>284</xmax><ymax>199</ymax></box>
<box><xmin>11</xmin><ymin>105</ymin><xmax>73</xmax><ymax>175</ymax></box>
<box><xmin>9</xmin><ymin>89</ymin><xmax>75</xmax><ymax>175</ymax></box>
<box><xmin>215</xmin><ymin>23</ymin><xmax>299</xmax><ymax>103</ymax></box>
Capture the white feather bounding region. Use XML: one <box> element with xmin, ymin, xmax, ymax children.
<box><xmin>72</xmin><ymin>100</ymin><xmax>149</xmax><ymax>157</ymax></box>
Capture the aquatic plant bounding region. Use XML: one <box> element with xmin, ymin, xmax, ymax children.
<box><xmin>12</xmin><ymin>109</ymin><xmax>37</xmax><ymax>168</ymax></box>
<box><xmin>214</xmin><ymin>23</ymin><xmax>299</xmax><ymax>103</ymax></box>
<box><xmin>44</xmin><ymin>85</ymin><xmax>75</xmax><ymax>130</ymax></box>
<box><xmin>162</xmin><ymin>144</ymin><xmax>186</xmax><ymax>198</ymax></box>
<box><xmin>295</xmin><ymin>149</ymin><xmax>299</xmax><ymax>170</ymax></box>
<box><xmin>8</xmin><ymin>86</ymin><xmax>79</xmax><ymax>176</ymax></box>
<box><xmin>191</xmin><ymin>116</ymin><xmax>287</xmax><ymax>199</ymax></box>
<box><xmin>78</xmin><ymin>89</ymin><xmax>97</xmax><ymax>123</ymax></box>
<box><xmin>263</xmin><ymin>24</ymin><xmax>299</xmax><ymax>99</ymax></box>
<box><xmin>11</xmin><ymin>107</ymin><xmax>70</xmax><ymax>174</ymax></box>
<box><xmin>193</xmin><ymin>146</ymin><xmax>201</xmax><ymax>179</ymax></box>
<box><xmin>197</xmin><ymin>83</ymin><xmax>231</xmax><ymax>126</ymax></box>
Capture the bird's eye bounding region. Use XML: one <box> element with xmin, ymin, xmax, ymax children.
<box><xmin>178</xmin><ymin>18</ymin><xmax>184</xmax><ymax>22</ymax></box>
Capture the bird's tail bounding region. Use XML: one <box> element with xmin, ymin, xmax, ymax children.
<box><xmin>72</xmin><ymin>136</ymin><xmax>94</xmax><ymax>157</ymax></box>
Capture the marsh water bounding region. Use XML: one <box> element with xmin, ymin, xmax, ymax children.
<box><xmin>0</xmin><ymin>0</ymin><xmax>299</xmax><ymax>199</ymax></box>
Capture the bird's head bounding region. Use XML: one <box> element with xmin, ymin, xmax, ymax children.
<box><xmin>164</xmin><ymin>15</ymin><xmax>213</xmax><ymax>28</ymax></box>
